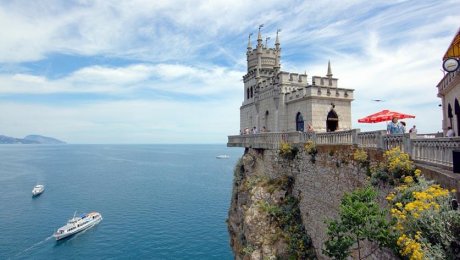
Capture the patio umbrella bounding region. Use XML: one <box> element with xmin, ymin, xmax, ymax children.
<box><xmin>358</xmin><ymin>109</ymin><xmax>415</xmax><ymax>123</ymax></box>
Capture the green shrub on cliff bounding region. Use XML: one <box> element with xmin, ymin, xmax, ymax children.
<box><xmin>324</xmin><ymin>186</ymin><xmax>393</xmax><ymax>260</ymax></box>
<box><xmin>256</xmin><ymin>175</ymin><xmax>316</xmax><ymax>259</ymax></box>
<box><xmin>261</xmin><ymin>195</ymin><xmax>316</xmax><ymax>259</ymax></box>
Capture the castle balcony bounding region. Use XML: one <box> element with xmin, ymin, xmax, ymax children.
<box><xmin>228</xmin><ymin>130</ymin><xmax>460</xmax><ymax>170</ymax></box>
<box><xmin>437</xmin><ymin>70</ymin><xmax>460</xmax><ymax>96</ymax></box>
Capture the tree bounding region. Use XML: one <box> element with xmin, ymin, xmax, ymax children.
<box><xmin>324</xmin><ymin>186</ymin><xmax>393</xmax><ymax>259</ymax></box>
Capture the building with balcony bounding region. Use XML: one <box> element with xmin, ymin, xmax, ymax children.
<box><xmin>438</xmin><ymin>28</ymin><xmax>460</xmax><ymax>136</ymax></box>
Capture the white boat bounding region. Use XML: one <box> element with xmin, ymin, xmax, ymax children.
<box><xmin>216</xmin><ymin>155</ymin><xmax>230</xmax><ymax>159</ymax></box>
<box><xmin>32</xmin><ymin>184</ymin><xmax>45</xmax><ymax>196</ymax></box>
<box><xmin>53</xmin><ymin>212</ymin><xmax>103</xmax><ymax>240</ymax></box>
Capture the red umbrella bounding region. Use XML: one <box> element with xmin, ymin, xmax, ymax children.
<box><xmin>358</xmin><ymin>109</ymin><xmax>415</xmax><ymax>123</ymax></box>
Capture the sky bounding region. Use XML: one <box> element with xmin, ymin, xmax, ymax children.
<box><xmin>0</xmin><ymin>0</ymin><xmax>459</xmax><ymax>144</ymax></box>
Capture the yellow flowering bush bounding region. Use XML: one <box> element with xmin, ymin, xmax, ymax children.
<box><xmin>353</xmin><ymin>149</ymin><xmax>368</xmax><ymax>163</ymax></box>
<box><xmin>384</xmin><ymin>147</ymin><xmax>415</xmax><ymax>179</ymax></box>
<box><xmin>370</xmin><ymin>147</ymin><xmax>418</xmax><ymax>185</ymax></box>
<box><xmin>279</xmin><ymin>142</ymin><xmax>298</xmax><ymax>160</ymax></box>
<box><xmin>388</xmin><ymin>175</ymin><xmax>459</xmax><ymax>259</ymax></box>
<box><xmin>304</xmin><ymin>140</ymin><xmax>317</xmax><ymax>155</ymax></box>
<box><xmin>397</xmin><ymin>233</ymin><xmax>424</xmax><ymax>260</ymax></box>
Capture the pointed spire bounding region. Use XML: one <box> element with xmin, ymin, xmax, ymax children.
<box><xmin>326</xmin><ymin>60</ymin><xmax>333</xmax><ymax>78</ymax></box>
<box><xmin>275</xmin><ymin>29</ymin><xmax>281</xmax><ymax>49</ymax></box>
<box><xmin>257</xmin><ymin>24</ymin><xmax>263</xmax><ymax>48</ymax></box>
<box><xmin>274</xmin><ymin>29</ymin><xmax>281</xmax><ymax>71</ymax></box>
<box><xmin>247</xmin><ymin>33</ymin><xmax>253</xmax><ymax>51</ymax></box>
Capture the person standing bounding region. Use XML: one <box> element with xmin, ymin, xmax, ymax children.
<box><xmin>387</xmin><ymin>117</ymin><xmax>402</xmax><ymax>134</ymax></box>
<box><xmin>446</xmin><ymin>127</ymin><xmax>455</xmax><ymax>137</ymax></box>
<box><xmin>409</xmin><ymin>125</ymin><xmax>417</xmax><ymax>134</ymax></box>
<box><xmin>399</xmin><ymin>121</ymin><xmax>406</xmax><ymax>133</ymax></box>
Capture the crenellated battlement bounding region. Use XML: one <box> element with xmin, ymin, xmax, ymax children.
<box><xmin>284</xmin><ymin>85</ymin><xmax>354</xmax><ymax>103</ymax></box>
<box><xmin>312</xmin><ymin>76</ymin><xmax>338</xmax><ymax>87</ymax></box>
<box><xmin>278</xmin><ymin>72</ymin><xmax>308</xmax><ymax>84</ymax></box>
<box><xmin>247</xmin><ymin>47</ymin><xmax>279</xmax><ymax>71</ymax></box>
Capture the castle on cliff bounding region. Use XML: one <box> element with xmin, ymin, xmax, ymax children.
<box><xmin>240</xmin><ymin>28</ymin><xmax>354</xmax><ymax>133</ymax></box>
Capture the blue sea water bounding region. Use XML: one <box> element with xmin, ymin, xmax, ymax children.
<box><xmin>0</xmin><ymin>144</ymin><xmax>242</xmax><ymax>259</ymax></box>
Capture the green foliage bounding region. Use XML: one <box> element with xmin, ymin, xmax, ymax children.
<box><xmin>258</xmin><ymin>200</ymin><xmax>282</xmax><ymax>220</ymax></box>
<box><xmin>323</xmin><ymin>186</ymin><xmax>393</xmax><ymax>259</ymax></box>
<box><xmin>273</xmin><ymin>196</ymin><xmax>316</xmax><ymax>259</ymax></box>
<box><xmin>241</xmin><ymin>245</ymin><xmax>255</xmax><ymax>255</ymax></box>
<box><xmin>257</xmin><ymin>175</ymin><xmax>316</xmax><ymax>259</ymax></box>
<box><xmin>244</xmin><ymin>175</ymin><xmax>268</xmax><ymax>191</ymax></box>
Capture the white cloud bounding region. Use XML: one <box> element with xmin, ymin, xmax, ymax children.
<box><xmin>0</xmin><ymin>63</ymin><xmax>244</xmax><ymax>96</ymax></box>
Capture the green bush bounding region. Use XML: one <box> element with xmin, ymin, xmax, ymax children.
<box><xmin>324</xmin><ymin>186</ymin><xmax>393</xmax><ymax>260</ymax></box>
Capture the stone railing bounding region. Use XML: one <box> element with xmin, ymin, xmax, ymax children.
<box><xmin>228</xmin><ymin>130</ymin><xmax>460</xmax><ymax>169</ymax></box>
<box><xmin>316</xmin><ymin>129</ymin><xmax>359</xmax><ymax>145</ymax></box>
<box><xmin>356</xmin><ymin>130</ymin><xmax>386</xmax><ymax>148</ymax></box>
<box><xmin>411</xmin><ymin>137</ymin><xmax>460</xmax><ymax>168</ymax></box>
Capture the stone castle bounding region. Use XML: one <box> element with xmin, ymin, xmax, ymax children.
<box><xmin>240</xmin><ymin>28</ymin><xmax>354</xmax><ymax>133</ymax></box>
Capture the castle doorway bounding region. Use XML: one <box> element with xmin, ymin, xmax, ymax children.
<box><xmin>326</xmin><ymin>109</ymin><xmax>338</xmax><ymax>132</ymax></box>
<box><xmin>264</xmin><ymin>111</ymin><xmax>269</xmax><ymax>131</ymax></box>
<box><xmin>296</xmin><ymin>112</ymin><xmax>304</xmax><ymax>132</ymax></box>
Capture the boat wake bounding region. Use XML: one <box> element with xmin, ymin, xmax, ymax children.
<box><xmin>12</xmin><ymin>235</ymin><xmax>54</xmax><ymax>258</ymax></box>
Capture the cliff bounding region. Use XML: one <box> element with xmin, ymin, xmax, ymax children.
<box><xmin>228</xmin><ymin>145</ymin><xmax>396</xmax><ymax>259</ymax></box>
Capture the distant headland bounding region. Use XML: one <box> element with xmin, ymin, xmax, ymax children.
<box><xmin>0</xmin><ymin>134</ymin><xmax>66</xmax><ymax>144</ymax></box>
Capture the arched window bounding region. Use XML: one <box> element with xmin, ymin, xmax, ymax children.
<box><xmin>296</xmin><ymin>112</ymin><xmax>304</xmax><ymax>132</ymax></box>
<box><xmin>326</xmin><ymin>109</ymin><xmax>339</xmax><ymax>132</ymax></box>
<box><xmin>246</xmin><ymin>88</ymin><xmax>250</xmax><ymax>99</ymax></box>
<box><xmin>250</xmin><ymin>87</ymin><xmax>254</xmax><ymax>98</ymax></box>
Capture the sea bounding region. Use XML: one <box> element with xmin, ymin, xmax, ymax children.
<box><xmin>0</xmin><ymin>144</ymin><xmax>243</xmax><ymax>259</ymax></box>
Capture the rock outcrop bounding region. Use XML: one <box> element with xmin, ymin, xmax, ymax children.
<box><xmin>228</xmin><ymin>145</ymin><xmax>396</xmax><ymax>259</ymax></box>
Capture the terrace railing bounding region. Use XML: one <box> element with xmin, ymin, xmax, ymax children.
<box><xmin>228</xmin><ymin>130</ymin><xmax>460</xmax><ymax>169</ymax></box>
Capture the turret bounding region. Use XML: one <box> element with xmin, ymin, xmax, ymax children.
<box><xmin>244</xmin><ymin>25</ymin><xmax>279</xmax><ymax>77</ymax></box>
<box><xmin>247</xmin><ymin>33</ymin><xmax>253</xmax><ymax>52</ymax></box>
<box><xmin>257</xmin><ymin>24</ymin><xmax>263</xmax><ymax>49</ymax></box>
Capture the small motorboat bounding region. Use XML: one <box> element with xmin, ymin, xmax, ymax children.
<box><xmin>53</xmin><ymin>212</ymin><xmax>103</xmax><ymax>240</ymax></box>
<box><xmin>216</xmin><ymin>155</ymin><xmax>230</xmax><ymax>159</ymax></box>
<box><xmin>32</xmin><ymin>184</ymin><xmax>45</xmax><ymax>196</ymax></box>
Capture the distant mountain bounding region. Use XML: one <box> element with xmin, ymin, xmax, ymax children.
<box><xmin>24</xmin><ymin>135</ymin><xmax>66</xmax><ymax>144</ymax></box>
<box><xmin>0</xmin><ymin>134</ymin><xmax>66</xmax><ymax>144</ymax></box>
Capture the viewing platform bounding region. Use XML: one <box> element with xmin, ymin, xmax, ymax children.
<box><xmin>228</xmin><ymin>130</ymin><xmax>460</xmax><ymax>170</ymax></box>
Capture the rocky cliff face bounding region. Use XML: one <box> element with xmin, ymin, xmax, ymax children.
<box><xmin>228</xmin><ymin>146</ymin><xmax>396</xmax><ymax>259</ymax></box>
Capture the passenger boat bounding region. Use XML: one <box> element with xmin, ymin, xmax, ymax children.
<box><xmin>216</xmin><ymin>155</ymin><xmax>230</xmax><ymax>159</ymax></box>
<box><xmin>53</xmin><ymin>212</ymin><xmax>102</xmax><ymax>240</ymax></box>
<box><xmin>32</xmin><ymin>184</ymin><xmax>45</xmax><ymax>196</ymax></box>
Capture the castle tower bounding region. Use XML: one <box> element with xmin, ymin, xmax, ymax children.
<box><xmin>243</xmin><ymin>26</ymin><xmax>282</xmax><ymax>101</ymax></box>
